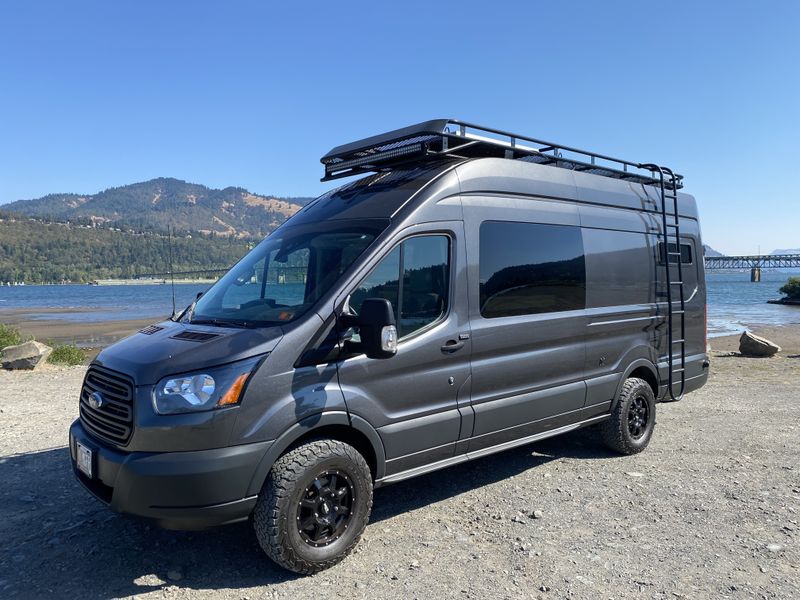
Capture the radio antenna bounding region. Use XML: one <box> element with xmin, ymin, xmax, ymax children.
<box><xmin>168</xmin><ymin>225</ymin><xmax>177</xmax><ymax>318</ymax></box>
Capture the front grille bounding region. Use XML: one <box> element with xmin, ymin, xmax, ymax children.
<box><xmin>79</xmin><ymin>366</ymin><xmax>135</xmax><ymax>446</ymax></box>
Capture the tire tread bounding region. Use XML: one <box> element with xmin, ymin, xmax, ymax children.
<box><xmin>253</xmin><ymin>439</ymin><xmax>372</xmax><ymax>574</ymax></box>
<box><xmin>601</xmin><ymin>377</ymin><xmax>656</xmax><ymax>455</ymax></box>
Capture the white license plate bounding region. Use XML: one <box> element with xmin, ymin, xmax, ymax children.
<box><xmin>76</xmin><ymin>441</ymin><xmax>93</xmax><ymax>478</ymax></box>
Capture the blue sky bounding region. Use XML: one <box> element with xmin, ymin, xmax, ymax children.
<box><xmin>1</xmin><ymin>1</ymin><xmax>797</xmax><ymax>254</ymax></box>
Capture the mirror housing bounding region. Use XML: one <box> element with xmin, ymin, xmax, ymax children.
<box><xmin>354</xmin><ymin>298</ymin><xmax>397</xmax><ymax>359</ymax></box>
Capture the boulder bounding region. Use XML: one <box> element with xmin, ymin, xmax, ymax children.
<box><xmin>1</xmin><ymin>340</ymin><xmax>52</xmax><ymax>370</ymax></box>
<box><xmin>738</xmin><ymin>331</ymin><xmax>781</xmax><ymax>357</ymax></box>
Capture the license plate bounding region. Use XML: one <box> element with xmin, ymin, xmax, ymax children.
<box><xmin>76</xmin><ymin>441</ymin><xmax>93</xmax><ymax>478</ymax></box>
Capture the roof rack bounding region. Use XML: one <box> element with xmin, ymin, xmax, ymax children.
<box><xmin>320</xmin><ymin>119</ymin><xmax>683</xmax><ymax>189</ymax></box>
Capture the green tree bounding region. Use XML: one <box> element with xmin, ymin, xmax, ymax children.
<box><xmin>779</xmin><ymin>276</ymin><xmax>800</xmax><ymax>300</ymax></box>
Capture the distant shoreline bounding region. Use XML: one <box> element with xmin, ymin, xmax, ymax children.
<box><xmin>2</xmin><ymin>278</ymin><xmax>218</xmax><ymax>286</ymax></box>
<box><xmin>767</xmin><ymin>298</ymin><xmax>800</xmax><ymax>306</ymax></box>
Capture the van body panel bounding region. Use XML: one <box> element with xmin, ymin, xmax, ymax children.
<box><xmin>455</xmin><ymin>158</ymin><xmax>579</xmax><ymax>202</ymax></box>
<box><xmin>229</xmin><ymin>313</ymin><xmax>347</xmax><ymax>445</ymax></box>
<box><xmin>93</xmin><ymin>320</ymin><xmax>284</xmax><ymax>386</ymax></box>
<box><xmin>243</xmin><ymin>410</ymin><xmax>366</xmax><ymax>497</ymax></box>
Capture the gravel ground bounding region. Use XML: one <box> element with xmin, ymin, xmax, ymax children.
<box><xmin>0</xmin><ymin>352</ymin><xmax>798</xmax><ymax>599</ymax></box>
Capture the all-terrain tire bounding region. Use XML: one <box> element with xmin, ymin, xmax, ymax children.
<box><xmin>601</xmin><ymin>377</ymin><xmax>656</xmax><ymax>455</ymax></box>
<box><xmin>253</xmin><ymin>439</ymin><xmax>373</xmax><ymax>574</ymax></box>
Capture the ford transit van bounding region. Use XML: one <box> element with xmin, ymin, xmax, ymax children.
<box><xmin>70</xmin><ymin>119</ymin><xmax>709</xmax><ymax>573</ymax></box>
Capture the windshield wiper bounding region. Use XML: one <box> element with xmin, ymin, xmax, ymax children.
<box><xmin>189</xmin><ymin>317</ymin><xmax>253</xmax><ymax>329</ymax></box>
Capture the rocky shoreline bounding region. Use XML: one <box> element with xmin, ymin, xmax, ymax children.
<box><xmin>767</xmin><ymin>297</ymin><xmax>800</xmax><ymax>306</ymax></box>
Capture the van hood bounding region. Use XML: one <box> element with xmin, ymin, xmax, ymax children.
<box><xmin>93</xmin><ymin>320</ymin><xmax>284</xmax><ymax>386</ymax></box>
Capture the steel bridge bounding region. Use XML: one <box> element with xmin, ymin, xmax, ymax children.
<box><xmin>134</xmin><ymin>268</ymin><xmax>229</xmax><ymax>279</ymax></box>
<box><xmin>704</xmin><ymin>254</ymin><xmax>800</xmax><ymax>270</ymax></box>
<box><xmin>704</xmin><ymin>254</ymin><xmax>800</xmax><ymax>282</ymax></box>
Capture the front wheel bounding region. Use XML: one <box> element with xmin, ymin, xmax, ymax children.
<box><xmin>253</xmin><ymin>439</ymin><xmax>373</xmax><ymax>574</ymax></box>
<box><xmin>601</xmin><ymin>377</ymin><xmax>656</xmax><ymax>455</ymax></box>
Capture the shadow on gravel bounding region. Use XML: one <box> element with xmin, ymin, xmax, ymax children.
<box><xmin>372</xmin><ymin>427</ymin><xmax>615</xmax><ymax>522</ymax></box>
<box><xmin>0</xmin><ymin>448</ymin><xmax>297</xmax><ymax>598</ymax></box>
<box><xmin>0</xmin><ymin>428</ymin><xmax>611</xmax><ymax>598</ymax></box>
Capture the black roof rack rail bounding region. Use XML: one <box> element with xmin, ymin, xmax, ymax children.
<box><xmin>320</xmin><ymin>119</ymin><xmax>683</xmax><ymax>189</ymax></box>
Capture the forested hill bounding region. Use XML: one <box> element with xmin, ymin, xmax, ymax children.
<box><xmin>3</xmin><ymin>177</ymin><xmax>314</xmax><ymax>238</ymax></box>
<box><xmin>0</xmin><ymin>215</ymin><xmax>251</xmax><ymax>283</ymax></box>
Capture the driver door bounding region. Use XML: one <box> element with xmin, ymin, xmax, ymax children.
<box><xmin>336</xmin><ymin>224</ymin><xmax>472</xmax><ymax>477</ymax></box>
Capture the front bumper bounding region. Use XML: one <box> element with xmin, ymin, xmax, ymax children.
<box><xmin>69</xmin><ymin>420</ymin><xmax>271</xmax><ymax>530</ymax></box>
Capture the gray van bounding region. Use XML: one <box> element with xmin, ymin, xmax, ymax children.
<box><xmin>69</xmin><ymin>120</ymin><xmax>709</xmax><ymax>574</ymax></box>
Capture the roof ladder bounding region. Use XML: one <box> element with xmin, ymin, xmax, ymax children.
<box><xmin>644</xmin><ymin>164</ymin><xmax>686</xmax><ymax>401</ymax></box>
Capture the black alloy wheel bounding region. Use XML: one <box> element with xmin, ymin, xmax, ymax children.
<box><xmin>601</xmin><ymin>377</ymin><xmax>656</xmax><ymax>455</ymax></box>
<box><xmin>627</xmin><ymin>396</ymin><xmax>650</xmax><ymax>439</ymax></box>
<box><xmin>253</xmin><ymin>438</ymin><xmax>373</xmax><ymax>574</ymax></box>
<box><xmin>296</xmin><ymin>470</ymin><xmax>355</xmax><ymax>547</ymax></box>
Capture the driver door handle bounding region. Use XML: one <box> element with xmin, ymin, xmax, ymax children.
<box><xmin>441</xmin><ymin>340</ymin><xmax>465</xmax><ymax>354</ymax></box>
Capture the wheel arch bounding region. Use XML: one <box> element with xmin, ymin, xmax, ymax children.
<box><xmin>246</xmin><ymin>411</ymin><xmax>386</xmax><ymax>496</ymax></box>
<box><xmin>614</xmin><ymin>359</ymin><xmax>659</xmax><ymax>408</ymax></box>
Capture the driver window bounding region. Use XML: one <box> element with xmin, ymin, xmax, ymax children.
<box><xmin>348</xmin><ymin>235</ymin><xmax>450</xmax><ymax>339</ymax></box>
<box><xmin>349</xmin><ymin>247</ymin><xmax>400</xmax><ymax>318</ymax></box>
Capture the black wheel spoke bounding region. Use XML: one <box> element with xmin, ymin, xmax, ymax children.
<box><xmin>296</xmin><ymin>469</ymin><xmax>355</xmax><ymax>547</ymax></box>
<box><xmin>627</xmin><ymin>395</ymin><xmax>650</xmax><ymax>439</ymax></box>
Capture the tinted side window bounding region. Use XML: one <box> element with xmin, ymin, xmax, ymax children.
<box><xmin>349</xmin><ymin>235</ymin><xmax>450</xmax><ymax>338</ymax></box>
<box><xmin>349</xmin><ymin>246</ymin><xmax>401</xmax><ymax>318</ymax></box>
<box><xmin>658</xmin><ymin>242</ymin><xmax>693</xmax><ymax>264</ymax></box>
<box><xmin>479</xmin><ymin>222</ymin><xmax>585</xmax><ymax>318</ymax></box>
<box><xmin>400</xmin><ymin>236</ymin><xmax>449</xmax><ymax>337</ymax></box>
<box><xmin>583</xmin><ymin>229</ymin><xmax>651</xmax><ymax>308</ymax></box>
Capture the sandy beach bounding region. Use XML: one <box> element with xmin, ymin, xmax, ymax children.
<box><xmin>711</xmin><ymin>324</ymin><xmax>800</xmax><ymax>355</ymax></box>
<box><xmin>0</xmin><ymin>307</ymin><xmax>162</xmax><ymax>352</ymax></box>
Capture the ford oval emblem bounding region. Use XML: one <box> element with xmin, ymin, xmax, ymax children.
<box><xmin>88</xmin><ymin>391</ymin><xmax>105</xmax><ymax>409</ymax></box>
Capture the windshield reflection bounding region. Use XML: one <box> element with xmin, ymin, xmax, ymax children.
<box><xmin>187</xmin><ymin>223</ymin><xmax>383</xmax><ymax>327</ymax></box>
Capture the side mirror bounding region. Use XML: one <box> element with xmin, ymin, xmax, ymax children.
<box><xmin>356</xmin><ymin>298</ymin><xmax>398</xmax><ymax>359</ymax></box>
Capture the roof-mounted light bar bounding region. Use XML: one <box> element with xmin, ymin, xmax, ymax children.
<box><xmin>320</xmin><ymin>119</ymin><xmax>683</xmax><ymax>189</ymax></box>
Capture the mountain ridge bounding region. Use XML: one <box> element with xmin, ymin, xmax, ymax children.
<box><xmin>4</xmin><ymin>177</ymin><xmax>315</xmax><ymax>239</ymax></box>
<box><xmin>703</xmin><ymin>244</ymin><xmax>723</xmax><ymax>257</ymax></box>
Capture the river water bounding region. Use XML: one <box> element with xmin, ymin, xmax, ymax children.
<box><xmin>0</xmin><ymin>270</ymin><xmax>798</xmax><ymax>337</ymax></box>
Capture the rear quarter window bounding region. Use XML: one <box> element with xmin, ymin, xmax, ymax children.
<box><xmin>583</xmin><ymin>229</ymin><xmax>653</xmax><ymax>308</ymax></box>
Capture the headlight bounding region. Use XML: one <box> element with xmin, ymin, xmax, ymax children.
<box><xmin>153</xmin><ymin>355</ymin><xmax>264</xmax><ymax>415</ymax></box>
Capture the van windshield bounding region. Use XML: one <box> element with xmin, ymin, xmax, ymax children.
<box><xmin>188</xmin><ymin>222</ymin><xmax>385</xmax><ymax>327</ymax></box>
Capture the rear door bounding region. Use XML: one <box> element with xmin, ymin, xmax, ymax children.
<box><xmin>335</xmin><ymin>222</ymin><xmax>472</xmax><ymax>476</ymax></box>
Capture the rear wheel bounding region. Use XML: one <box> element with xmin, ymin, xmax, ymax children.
<box><xmin>253</xmin><ymin>439</ymin><xmax>373</xmax><ymax>574</ymax></box>
<box><xmin>601</xmin><ymin>377</ymin><xmax>656</xmax><ymax>455</ymax></box>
